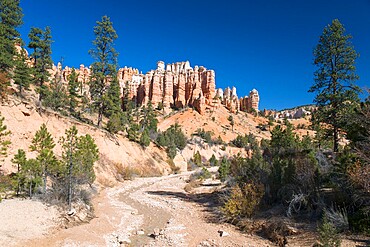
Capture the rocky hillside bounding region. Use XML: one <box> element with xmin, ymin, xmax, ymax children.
<box><xmin>0</xmin><ymin>96</ymin><xmax>170</xmax><ymax>186</ymax></box>
<box><xmin>0</xmin><ymin>90</ymin><xmax>276</xmax><ymax>182</ymax></box>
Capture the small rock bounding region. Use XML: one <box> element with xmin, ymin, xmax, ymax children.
<box><xmin>149</xmin><ymin>228</ymin><xmax>164</xmax><ymax>238</ymax></box>
<box><xmin>287</xmin><ymin>226</ymin><xmax>299</xmax><ymax>235</ymax></box>
<box><xmin>67</xmin><ymin>208</ymin><xmax>76</xmax><ymax>216</ymax></box>
<box><xmin>117</xmin><ymin>235</ymin><xmax>131</xmax><ymax>245</ymax></box>
<box><xmin>218</xmin><ymin>230</ymin><xmax>229</xmax><ymax>237</ymax></box>
<box><xmin>198</xmin><ymin>241</ymin><xmax>212</xmax><ymax>247</ymax></box>
<box><xmin>136</xmin><ymin>230</ymin><xmax>145</xmax><ymax>235</ymax></box>
<box><xmin>21</xmin><ymin>110</ymin><xmax>31</xmax><ymax>116</ymax></box>
<box><xmin>153</xmin><ymin>228</ymin><xmax>160</xmax><ymax>236</ymax></box>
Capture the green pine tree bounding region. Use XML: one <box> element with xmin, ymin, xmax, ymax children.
<box><xmin>11</xmin><ymin>149</ymin><xmax>27</xmax><ymax>195</ymax></box>
<box><xmin>44</xmin><ymin>60</ymin><xmax>67</xmax><ymax>111</ymax></box>
<box><xmin>0</xmin><ymin>0</ymin><xmax>23</xmax><ymax>99</ymax></box>
<box><xmin>218</xmin><ymin>157</ymin><xmax>230</xmax><ymax>182</ymax></box>
<box><xmin>309</xmin><ymin>19</ymin><xmax>361</xmax><ymax>152</ymax></box>
<box><xmin>228</xmin><ymin>115</ymin><xmax>234</xmax><ymax>131</ymax></box>
<box><xmin>30</xmin><ymin>123</ymin><xmax>58</xmax><ymax>193</ymax></box>
<box><xmin>67</xmin><ymin>68</ymin><xmax>80</xmax><ymax>115</ymax></box>
<box><xmin>22</xmin><ymin>158</ymin><xmax>42</xmax><ymax>198</ymax></box>
<box><xmin>104</xmin><ymin>76</ymin><xmax>122</xmax><ymax>118</ymax></box>
<box><xmin>60</xmin><ymin>126</ymin><xmax>98</xmax><ymax>209</ymax></box>
<box><xmin>209</xmin><ymin>154</ymin><xmax>218</xmax><ymax>166</ymax></box>
<box><xmin>139</xmin><ymin>129</ymin><xmax>150</xmax><ymax>147</ymax></box>
<box><xmin>0</xmin><ymin>113</ymin><xmax>11</xmax><ymax>165</ymax></box>
<box><xmin>13</xmin><ymin>48</ymin><xmax>32</xmax><ymax>97</ymax></box>
<box><xmin>75</xmin><ymin>133</ymin><xmax>98</xmax><ymax>185</ymax></box>
<box><xmin>28</xmin><ymin>26</ymin><xmax>53</xmax><ymax>103</ymax></box>
<box><xmin>127</xmin><ymin>122</ymin><xmax>140</xmax><ymax>142</ymax></box>
<box><xmin>140</xmin><ymin>101</ymin><xmax>158</xmax><ymax>133</ymax></box>
<box><xmin>89</xmin><ymin>15</ymin><xmax>118</xmax><ymax>127</ymax></box>
<box><xmin>318</xmin><ymin>214</ymin><xmax>341</xmax><ymax>247</ymax></box>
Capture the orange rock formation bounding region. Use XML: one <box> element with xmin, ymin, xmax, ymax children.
<box><xmin>46</xmin><ymin>59</ymin><xmax>259</xmax><ymax>115</ymax></box>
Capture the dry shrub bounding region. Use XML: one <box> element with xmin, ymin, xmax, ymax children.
<box><xmin>347</xmin><ymin>160</ymin><xmax>370</xmax><ymax>192</ymax></box>
<box><xmin>317</xmin><ymin>213</ymin><xmax>341</xmax><ymax>247</ymax></box>
<box><xmin>167</xmin><ymin>159</ymin><xmax>180</xmax><ymax>174</ymax></box>
<box><xmin>184</xmin><ymin>179</ymin><xmax>202</xmax><ymax>193</ymax></box>
<box><xmin>0</xmin><ymin>173</ymin><xmax>14</xmax><ymax>200</ymax></box>
<box><xmin>0</xmin><ymin>72</ymin><xmax>10</xmax><ymax>101</ymax></box>
<box><xmin>61</xmin><ymin>198</ymin><xmax>95</xmax><ymax>228</ymax></box>
<box><xmin>221</xmin><ymin>182</ymin><xmax>264</xmax><ymax>222</ymax></box>
<box><xmin>260</xmin><ymin>220</ymin><xmax>292</xmax><ymax>247</ymax></box>
<box><xmin>188</xmin><ymin>167</ymin><xmax>212</xmax><ymax>181</ymax></box>
<box><xmin>324</xmin><ymin>207</ymin><xmax>348</xmax><ymax>232</ymax></box>
<box><xmin>113</xmin><ymin>163</ymin><xmax>140</xmax><ymax>181</ymax></box>
<box><xmin>136</xmin><ymin>164</ymin><xmax>162</xmax><ymax>177</ymax></box>
<box><xmin>236</xmin><ymin>218</ymin><xmax>264</xmax><ymax>233</ymax></box>
<box><xmin>112</xmin><ymin>159</ymin><xmax>162</xmax><ymax>180</ymax></box>
<box><xmin>96</xmin><ymin>177</ymin><xmax>115</xmax><ymax>187</ymax></box>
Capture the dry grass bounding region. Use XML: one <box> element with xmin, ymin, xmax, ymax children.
<box><xmin>167</xmin><ymin>159</ymin><xmax>180</xmax><ymax>174</ymax></box>
<box><xmin>96</xmin><ymin>177</ymin><xmax>116</xmax><ymax>187</ymax></box>
<box><xmin>184</xmin><ymin>179</ymin><xmax>202</xmax><ymax>193</ymax></box>
<box><xmin>138</xmin><ymin>162</ymin><xmax>162</xmax><ymax>177</ymax></box>
<box><xmin>113</xmin><ymin>162</ymin><xmax>140</xmax><ymax>181</ymax></box>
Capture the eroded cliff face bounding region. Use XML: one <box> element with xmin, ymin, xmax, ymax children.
<box><xmin>118</xmin><ymin>61</ymin><xmax>216</xmax><ymax>111</ymax></box>
<box><xmin>48</xmin><ymin>60</ymin><xmax>259</xmax><ymax>115</ymax></box>
<box><xmin>118</xmin><ymin>61</ymin><xmax>259</xmax><ymax>114</ymax></box>
<box><xmin>215</xmin><ymin>86</ymin><xmax>259</xmax><ymax>114</ymax></box>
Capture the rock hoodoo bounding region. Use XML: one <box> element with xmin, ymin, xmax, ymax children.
<box><xmin>118</xmin><ymin>61</ymin><xmax>216</xmax><ymax>112</ymax></box>
<box><xmin>118</xmin><ymin>61</ymin><xmax>259</xmax><ymax>114</ymax></box>
<box><xmin>48</xmin><ymin>59</ymin><xmax>259</xmax><ymax>115</ymax></box>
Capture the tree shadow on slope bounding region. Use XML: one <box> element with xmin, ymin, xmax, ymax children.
<box><xmin>146</xmin><ymin>189</ymin><xmax>223</xmax><ymax>224</ymax></box>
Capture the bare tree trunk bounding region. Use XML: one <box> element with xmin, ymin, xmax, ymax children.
<box><xmin>333</xmin><ymin>126</ymin><xmax>339</xmax><ymax>153</ymax></box>
<box><xmin>43</xmin><ymin>173</ymin><xmax>47</xmax><ymax>194</ymax></box>
<box><xmin>16</xmin><ymin>164</ymin><xmax>20</xmax><ymax>196</ymax></box>
<box><xmin>97</xmin><ymin>110</ymin><xmax>102</xmax><ymax>127</ymax></box>
<box><xmin>29</xmin><ymin>181</ymin><xmax>32</xmax><ymax>198</ymax></box>
<box><xmin>68</xmin><ymin>153</ymin><xmax>73</xmax><ymax>211</ymax></box>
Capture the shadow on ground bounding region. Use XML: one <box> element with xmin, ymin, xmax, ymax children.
<box><xmin>146</xmin><ymin>190</ymin><xmax>223</xmax><ymax>224</ymax></box>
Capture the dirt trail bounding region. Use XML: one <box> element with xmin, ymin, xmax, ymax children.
<box><xmin>16</xmin><ymin>171</ymin><xmax>269</xmax><ymax>247</ymax></box>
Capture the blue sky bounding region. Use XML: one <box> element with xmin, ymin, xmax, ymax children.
<box><xmin>18</xmin><ymin>0</ymin><xmax>370</xmax><ymax>110</ymax></box>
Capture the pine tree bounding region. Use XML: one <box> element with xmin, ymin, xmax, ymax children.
<box><xmin>0</xmin><ymin>0</ymin><xmax>23</xmax><ymax>99</ymax></box>
<box><xmin>28</xmin><ymin>27</ymin><xmax>53</xmax><ymax>103</ymax></box>
<box><xmin>218</xmin><ymin>157</ymin><xmax>230</xmax><ymax>182</ymax></box>
<box><xmin>209</xmin><ymin>154</ymin><xmax>218</xmax><ymax>166</ymax></box>
<box><xmin>67</xmin><ymin>68</ymin><xmax>79</xmax><ymax>115</ymax></box>
<box><xmin>44</xmin><ymin>60</ymin><xmax>67</xmax><ymax>111</ymax></box>
<box><xmin>60</xmin><ymin>126</ymin><xmax>98</xmax><ymax>209</ymax></box>
<box><xmin>0</xmin><ymin>113</ymin><xmax>11</xmax><ymax>165</ymax></box>
<box><xmin>22</xmin><ymin>158</ymin><xmax>42</xmax><ymax>198</ymax></box>
<box><xmin>139</xmin><ymin>129</ymin><xmax>150</xmax><ymax>147</ymax></box>
<box><xmin>11</xmin><ymin>149</ymin><xmax>27</xmax><ymax>195</ymax></box>
<box><xmin>13</xmin><ymin>48</ymin><xmax>32</xmax><ymax>97</ymax></box>
<box><xmin>309</xmin><ymin>19</ymin><xmax>361</xmax><ymax>152</ymax></box>
<box><xmin>228</xmin><ymin>115</ymin><xmax>234</xmax><ymax>131</ymax></box>
<box><xmin>30</xmin><ymin>123</ymin><xmax>58</xmax><ymax>193</ymax></box>
<box><xmin>89</xmin><ymin>15</ymin><xmax>118</xmax><ymax>127</ymax></box>
<box><xmin>75</xmin><ymin>133</ymin><xmax>98</xmax><ymax>185</ymax></box>
<box><xmin>60</xmin><ymin>126</ymin><xmax>78</xmax><ymax>208</ymax></box>
<box><xmin>104</xmin><ymin>76</ymin><xmax>121</xmax><ymax>118</ymax></box>
<box><xmin>140</xmin><ymin>101</ymin><xmax>158</xmax><ymax>133</ymax></box>
<box><xmin>127</xmin><ymin>122</ymin><xmax>140</xmax><ymax>142</ymax></box>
